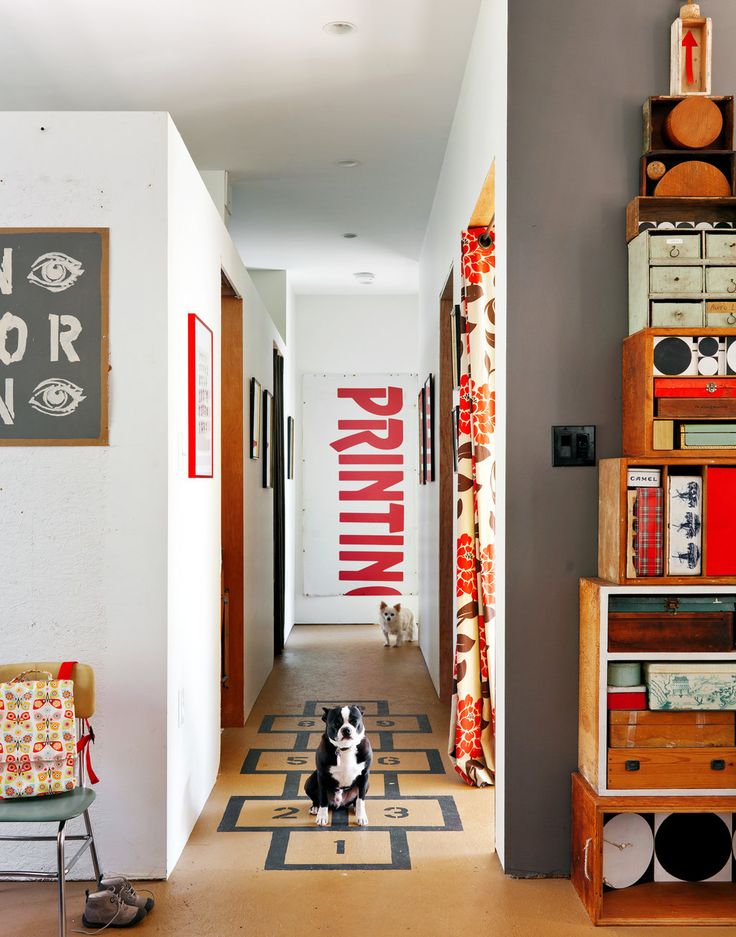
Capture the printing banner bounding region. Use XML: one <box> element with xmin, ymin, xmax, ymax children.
<box><xmin>302</xmin><ymin>373</ymin><xmax>418</xmax><ymax>597</ymax></box>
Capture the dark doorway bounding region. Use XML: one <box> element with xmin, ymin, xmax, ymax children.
<box><xmin>438</xmin><ymin>269</ymin><xmax>455</xmax><ymax>703</ymax></box>
<box><xmin>273</xmin><ymin>347</ymin><xmax>286</xmax><ymax>657</ymax></box>
<box><xmin>220</xmin><ymin>272</ymin><xmax>245</xmax><ymax>726</ymax></box>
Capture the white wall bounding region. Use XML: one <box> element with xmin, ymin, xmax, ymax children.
<box><xmin>0</xmin><ymin>112</ymin><xmax>170</xmax><ymax>877</ymax></box>
<box><xmin>417</xmin><ymin>0</ymin><xmax>507</xmax><ymax>861</ymax></box>
<box><xmin>294</xmin><ymin>294</ymin><xmax>419</xmax><ymax>625</ymax></box>
<box><xmin>0</xmin><ymin>112</ymin><xmax>289</xmax><ymax>879</ymax></box>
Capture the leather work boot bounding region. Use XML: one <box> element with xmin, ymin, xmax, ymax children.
<box><xmin>100</xmin><ymin>876</ymin><xmax>155</xmax><ymax>912</ymax></box>
<box><xmin>82</xmin><ymin>889</ymin><xmax>147</xmax><ymax>928</ymax></box>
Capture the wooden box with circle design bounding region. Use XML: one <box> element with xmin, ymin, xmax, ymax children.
<box><xmin>623</xmin><ymin>328</ymin><xmax>736</xmax><ymax>457</ymax></box>
<box><xmin>643</xmin><ymin>96</ymin><xmax>734</xmax><ymax>153</ymax></box>
<box><xmin>571</xmin><ymin>773</ymin><xmax>736</xmax><ymax>926</ymax></box>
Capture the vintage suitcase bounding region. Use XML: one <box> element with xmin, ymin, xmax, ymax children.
<box><xmin>609</xmin><ymin>710</ymin><xmax>735</xmax><ymax>748</ymax></box>
<box><xmin>645</xmin><ymin>662</ymin><xmax>736</xmax><ymax>710</ymax></box>
<box><xmin>655</xmin><ymin>377</ymin><xmax>736</xmax><ymax>397</ymax></box>
<box><xmin>680</xmin><ymin>423</ymin><xmax>736</xmax><ymax>448</ymax></box>
<box><xmin>608</xmin><ymin>595</ymin><xmax>735</xmax><ymax>651</ymax></box>
<box><xmin>705</xmin><ymin>466</ymin><xmax>736</xmax><ymax>576</ymax></box>
<box><xmin>607</xmin><ymin>746</ymin><xmax>736</xmax><ymax>789</ymax></box>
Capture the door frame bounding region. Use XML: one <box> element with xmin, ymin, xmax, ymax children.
<box><xmin>438</xmin><ymin>268</ymin><xmax>455</xmax><ymax>704</ymax></box>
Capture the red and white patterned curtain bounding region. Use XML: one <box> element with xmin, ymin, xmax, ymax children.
<box><xmin>448</xmin><ymin>222</ymin><xmax>496</xmax><ymax>787</ymax></box>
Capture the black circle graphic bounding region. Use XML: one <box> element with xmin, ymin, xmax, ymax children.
<box><xmin>698</xmin><ymin>336</ymin><xmax>719</xmax><ymax>357</ymax></box>
<box><xmin>654</xmin><ymin>337</ymin><xmax>693</xmax><ymax>376</ymax></box>
<box><xmin>655</xmin><ymin>813</ymin><xmax>731</xmax><ymax>882</ymax></box>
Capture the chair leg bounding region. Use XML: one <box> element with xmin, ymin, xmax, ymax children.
<box><xmin>56</xmin><ymin>820</ymin><xmax>67</xmax><ymax>937</ymax></box>
<box><xmin>83</xmin><ymin>808</ymin><xmax>102</xmax><ymax>886</ymax></box>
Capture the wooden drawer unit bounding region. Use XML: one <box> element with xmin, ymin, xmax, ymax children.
<box><xmin>609</xmin><ymin>711</ymin><xmax>735</xmax><ymax>749</ymax></box>
<box><xmin>579</xmin><ymin>577</ymin><xmax>736</xmax><ymax>798</ymax></box>
<box><xmin>630</xmin><ymin>231</ymin><xmax>736</xmax><ymax>332</ymax></box>
<box><xmin>599</xmin><ymin>458</ymin><xmax>736</xmax><ymax>583</ymax></box>
<box><xmin>622</xmin><ymin>328</ymin><xmax>736</xmax><ymax>458</ymax></box>
<box><xmin>608</xmin><ymin>747</ymin><xmax>736</xmax><ymax>790</ymax></box>
<box><xmin>608</xmin><ymin>611</ymin><xmax>734</xmax><ymax>651</ymax></box>
<box><xmin>571</xmin><ymin>773</ymin><xmax>736</xmax><ymax>926</ymax></box>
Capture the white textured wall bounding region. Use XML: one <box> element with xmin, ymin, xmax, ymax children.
<box><xmin>0</xmin><ymin>112</ymin><xmax>291</xmax><ymax>879</ymax></box>
<box><xmin>293</xmin><ymin>294</ymin><xmax>419</xmax><ymax>625</ymax></box>
<box><xmin>417</xmin><ymin>0</ymin><xmax>507</xmax><ymax>860</ymax></box>
<box><xmin>0</xmin><ymin>112</ymin><xmax>170</xmax><ymax>877</ymax></box>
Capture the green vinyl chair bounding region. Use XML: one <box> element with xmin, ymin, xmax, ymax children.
<box><xmin>0</xmin><ymin>662</ymin><xmax>102</xmax><ymax>937</ymax></box>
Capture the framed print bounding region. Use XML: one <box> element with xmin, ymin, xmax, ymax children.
<box><xmin>0</xmin><ymin>228</ymin><xmax>109</xmax><ymax>446</ymax></box>
<box><xmin>450</xmin><ymin>303</ymin><xmax>463</xmax><ymax>390</ymax></box>
<box><xmin>418</xmin><ymin>387</ymin><xmax>426</xmax><ymax>485</ymax></box>
<box><xmin>188</xmin><ymin>312</ymin><xmax>213</xmax><ymax>478</ymax></box>
<box><xmin>249</xmin><ymin>377</ymin><xmax>261</xmax><ymax>459</ymax></box>
<box><xmin>287</xmin><ymin>415</ymin><xmax>295</xmax><ymax>480</ymax></box>
<box><xmin>262</xmin><ymin>389</ymin><xmax>273</xmax><ymax>488</ymax></box>
<box><xmin>452</xmin><ymin>405</ymin><xmax>460</xmax><ymax>473</ymax></box>
<box><xmin>423</xmin><ymin>373</ymin><xmax>435</xmax><ymax>483</ymax></box>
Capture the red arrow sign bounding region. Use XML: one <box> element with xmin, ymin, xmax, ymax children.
<box><xmin>682</xmin><ymin>30</ymin><xmax>698</xmax><ymax>86</ymax></box>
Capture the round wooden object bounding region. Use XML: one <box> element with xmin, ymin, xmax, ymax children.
<box><xmin>654</xmin><ymin>161</ymin><xmax>732</xmax><ymax>198</ymax></box>
<box><xmin>647</xmin><ymin>160</ymin><xmax>667</xmax><ymax>181</ymax></box>
<box><xmin>665</xmin><ymin>97</ymin><xmax>723</xmax><ymax>149</ymax></box>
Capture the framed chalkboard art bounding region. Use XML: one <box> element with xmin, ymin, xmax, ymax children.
<box><xmin>0</xmin><ymin>228</ymin><xmax>109</xmax><ymax>446</ymax></box>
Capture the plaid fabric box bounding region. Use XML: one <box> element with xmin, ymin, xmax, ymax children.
<box><xmin>633</xmin><ymin>487</ymin><xmax>664</xmax><ymax>577</ymax></box>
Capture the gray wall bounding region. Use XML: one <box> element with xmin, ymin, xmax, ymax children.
<box><xmin>505</xmin><ymin>0</ymin><xmax>736</xmax><ymax>875</ymax></box>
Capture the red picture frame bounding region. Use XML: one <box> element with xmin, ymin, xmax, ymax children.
<box><xmin>188</xmin><ymin>313</ymin><xmax>214</xmax><ymax>478</ymax></box>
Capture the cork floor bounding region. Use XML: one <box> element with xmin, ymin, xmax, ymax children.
<box><xmin>2</xmin><ymin>625</ymin><xmax>734</xmax><ymax>936</ymax></box>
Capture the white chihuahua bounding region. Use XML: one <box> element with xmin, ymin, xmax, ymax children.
<box><xmin>379</xmin><ymin>602</ymin><xmax>415</xmax><ymax>647</ymax></box>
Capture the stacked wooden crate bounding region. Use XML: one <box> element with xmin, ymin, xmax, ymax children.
<box><xmin>572</xmin><ymin>4</ymin><xmax>736</xmax><ymax>926</ymax></box>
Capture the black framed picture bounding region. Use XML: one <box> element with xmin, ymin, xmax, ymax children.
<box><xmin>287</xmin><ymin>416</ymin><xmax>295</xmax><ymax>480</ymax></box>
<box><xmin>418</xmin><ymin>387</ymin><xmax>426</xmax><ymax>485</ymax></box>
<box><xmin>452</xmin><ymin>405</ymin><xmax>460</xmax><ymax>473</ymax></box>
<box><xmin>450</xmin><ymin>304</ymin><xmax>463</xmax><ymax>390</ymax></box>
<box><xmin>262</xmin><ymin>389</ymin><xmax>273</xmax><ymax>488</ymax></box>
<box><xmin>423</xmin><ymin>373</ymin><xmax>435</xmax><ymax>483</ymax></box>
<box><xmin>249</xmin><ymin>378</ymin><xmax>261</xmax><ymax>459</ymax></box>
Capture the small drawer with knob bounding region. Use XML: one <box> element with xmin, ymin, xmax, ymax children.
<box><xmin>706</xmin><ymin>301</ymin><xmax>736</xmax><ymax>327</ymax></box>
<box><xmin>706</xmin><ymin>233</ymin><xmax>736</xmax><ymax>260</ymax></box>
<box><xmin>654</xmin><ymin>377</ymin><xmax>736</xmax><ymax>399</ymax></box>
<box><xmin>607</xmin><ymin>747</ymin><xmax>736</xmax><ymax>789</ymax></box>
<box><xmin>650</xmin><ymin>266</ymin><xmax>703</xmax><ymax>294</ymax></box>
<box><xmin>649</xmin><ymin>233</ymin><xmax>701</xmax><ymax>260</ymax></box>
<box><xmin>650</xmin><ymin>301</ymin><xmax>703</xmax><ymax>327</ymax></box>
<box><xmin>706</xmin><ymin>267</ymin><xmax>736</xmax><ymax>294</ymax></box>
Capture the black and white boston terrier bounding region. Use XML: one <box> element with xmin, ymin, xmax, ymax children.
<box><xmin>304</xmin><ymin>705</ymin><xmax>372</xmax><ymax>826</ymax></box>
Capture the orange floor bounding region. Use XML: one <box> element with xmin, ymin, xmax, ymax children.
<box><xmin>2</xmin><ymin>625</ymin><xmax>733</xmax><ymax>935</ymax></box>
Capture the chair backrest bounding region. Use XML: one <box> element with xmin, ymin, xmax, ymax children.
<box><xmin>0</xmin><ymin>662</ymin><xmax>95</xmax><ymax>718</ymax></box>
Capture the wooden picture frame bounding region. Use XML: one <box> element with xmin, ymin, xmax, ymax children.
<box><xmin>188</xmin><ymin>312</ymin><xmax>214</xmax><ymax>478</ymax></box>
<box><xmin>287</xmin><ymin>415</ymin><xmax>295</xmax><ymax>480</ymax></box>
<box><xmin>0</xmin><ymin>227</ymin><xmax>109</xmax><ymax>446</ymax></box>
<box><xmin>424</xmin><ymin>373</ymin><xmax>435</xmax><ymax>483</ymax></box>
<box><xmin>262</xmin><ymin>389</ymin><xmax>273</xmax><ymax>489</ymax></box>
<box><xmin>249</xmin><ymin>377</ymin><xmax>261</xmax><ymax>459</ymax></box>
<box><xmin>418</xmin><ymin>387</ymin><xmax>426</xmax><ymax>484</ymax></box>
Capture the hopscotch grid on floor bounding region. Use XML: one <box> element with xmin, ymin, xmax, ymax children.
<box><xmin>218</xmin><ymin>699</ymin><xmax>462</xmax><ymax>871</ymax></box>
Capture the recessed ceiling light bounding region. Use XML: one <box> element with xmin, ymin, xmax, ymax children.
<box><xmin>354</xmin><ymin>271</ymin><xmax>375</xmax><ymax>285</ymax></box>
<box><xmin>343</xmin><ymin>233</ymin><xmax>358</xmax><ymax>239</ymax></box>
<box><xmin>335</xmin><ymin>158</ymin><xmax>361</xmax><ymax>168</ymax></box>
<box><xmin>323</xmin><ymin>21</ymin><xmax>356</xmax><ymax>36</ymax></box>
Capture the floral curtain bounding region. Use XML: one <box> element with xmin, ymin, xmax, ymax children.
<box><xmin>448</xmin><ymin>222</ymin><xmax>496</xmax><ymax>787</ymax></box>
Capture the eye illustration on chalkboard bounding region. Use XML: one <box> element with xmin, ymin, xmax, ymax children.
<box><xmin>27</xmin><ymin>252</ymin><xmax>85</xmax><ymax>293</ymax></box>
<box><xmin>28</xmin><ymin>378</ymin><xmax>86</xmax><ymax>417</ymax></box>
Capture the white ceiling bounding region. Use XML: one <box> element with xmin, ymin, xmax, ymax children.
<box><xmin>0</xmin><ymin>0</ymin><xmax>482</xmax><ymax>294</ymax></box>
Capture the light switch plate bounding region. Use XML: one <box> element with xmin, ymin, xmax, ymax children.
<box><xmin>552</xmin><ymin>425</ymin><xmax>596</xmax><ymax>467</ymax></box>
